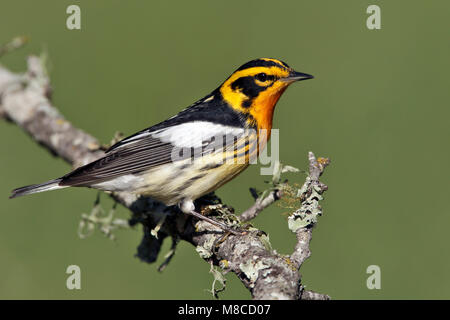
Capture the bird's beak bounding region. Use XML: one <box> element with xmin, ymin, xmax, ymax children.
<box><xmin>282</xmin><ymin>71</ymin><xmax>314</xmax><ymax>83</ymax></box>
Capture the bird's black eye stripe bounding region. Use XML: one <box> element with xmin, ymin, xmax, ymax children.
<box><xmin>255</xmin><ymin>73</ymin><xmax>275</xmax><ymax>82</ymax></box>
<box><xmin>255</xmin><ymin>73</ymin><xmax>267</xmax><ymax>82</ymax></box>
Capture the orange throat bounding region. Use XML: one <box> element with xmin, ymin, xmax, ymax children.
<box><xmin>250</xmin><ymin>86</ymin><xmax>287</xmax><ymax>137</ymax></box>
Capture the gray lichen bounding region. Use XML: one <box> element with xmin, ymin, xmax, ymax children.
<box><xmin>207</xmin><ymin>263</ymin><xmax>227</xmax><ymax>298</ymax></box>
<box><xmin>78</xmin><ymin>194</ymin><xmax>129</xmax><ymax>241</ymax></box>
<box><xmin>195</xmin><ymin>235</ymin><xmax>216</xmax><ymax>259</ymax></box>
<box><xmin>288</xmin><ymin>177</ymin><xmax>324</xmax><ymax>233</ymax></box>
<box><xmin>239</xmin><ymin>259</ymin><xmax>270</xmax><ymax>288</ymax></box>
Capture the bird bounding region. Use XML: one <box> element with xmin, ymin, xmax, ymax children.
<box><xmin>10</xmin><ymin>58</ymin><xmax>313</xmax><ymax>234</ymax></box>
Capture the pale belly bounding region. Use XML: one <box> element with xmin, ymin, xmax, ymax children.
<box><xmin>91</xmin><ymin>154</ymin><xmax>249</xmax><ymax>206</ymax></box>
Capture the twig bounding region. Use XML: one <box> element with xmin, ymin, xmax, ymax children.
<box><xmin>240</xmin><ymin>161</ymin><xmax>300</xmax><ymax>222</ymax></box>
<box><xmin>240</xmin><ymin>189</ymin><xmax>281</xmax><ymax>222</ymax></box>
<box><xmin>0</xmin><ymin>36</ymin><xmax>28</xmax><ymax>57</ymax></box>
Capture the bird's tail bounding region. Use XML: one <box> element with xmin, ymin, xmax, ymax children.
<box><xmin>9</xmin><ymin>178</ymin><xmax>67</xmax><ymax>199</ymax></box>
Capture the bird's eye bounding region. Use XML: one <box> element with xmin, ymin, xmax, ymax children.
<box><xmin>255</xmin><ymin>73</ymin><xmax>268</xmax><ymax>82</ymax></box>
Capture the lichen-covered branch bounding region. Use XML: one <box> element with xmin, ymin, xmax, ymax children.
<box><xmin>289</xmin><ymin>153</ymin><xmax>330</xmax><ymax>269</ymax></box>
<box><xmin>0</xmin><ymin>51</ymin><xmax>330</xmax><ymax>300</ymax></box>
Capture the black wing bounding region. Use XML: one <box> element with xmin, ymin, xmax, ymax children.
<box><xmin>60</xmin><ymin>134</ymin><xmax>175</xmax><ymax>186</ymax></box>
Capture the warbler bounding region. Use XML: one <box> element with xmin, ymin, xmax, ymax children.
<box><xmin>10</xmin><ymin>58</ymin><xmax>313</xmax><ymax>233</ymax></box>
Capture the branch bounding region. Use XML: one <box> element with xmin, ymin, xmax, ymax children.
<box><xmin>0</xmin><ymin>53</ymin><xmax>331</xmax><ymax>300</ymax></box>
<box><xmin>240</xmin><ymin>189</ymin><xmax>281</xmax><ymax>222</ymax></box>
<box><xmin>301</xmin><ymin>290</ymin><xmax>330</xmax><ymax>300</ymax></box>
<box><xmin>240</xmin><ymin>161</ymin><xmax>299</xmax><ymax>222</ymax></box>
<box><xmin>290</xmin><ymin>152</ymin><xmax>330</xmax><ymax>269</ymax></box>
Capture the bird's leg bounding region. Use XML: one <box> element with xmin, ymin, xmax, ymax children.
<box><xmin>187</xmin><ymin>210</ymin><xmax>241</xmax><ymax>236</ymax></box>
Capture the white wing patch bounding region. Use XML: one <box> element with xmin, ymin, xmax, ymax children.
<box><xmin>111</xmin><ymin>121</ymin><xmax>244</xmax><ymax>151</ymax></box>
<box><xmin>151</xmin><ymin>121</ymin><xmax>245</xmax><ymax>148</ymax></box>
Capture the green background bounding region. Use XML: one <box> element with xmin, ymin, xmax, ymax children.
<box><xmin>0</xmin><ymin>0</ymin><xmax>449</xmax><ymax>299</ymax></box>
